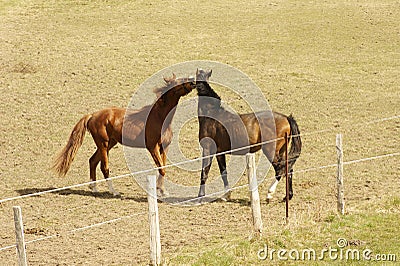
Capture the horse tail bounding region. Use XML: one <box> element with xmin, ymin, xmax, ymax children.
<box><xmin>52</xmin><ymin>114</ymin><xmax>92</xmax><ymax>177</ymax></box>
<box><xmin>287</xmin><ymin>115</ymin><xmax>302</xmax><ymax>165</ymax></box>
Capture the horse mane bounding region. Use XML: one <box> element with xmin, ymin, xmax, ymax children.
<box><xmin>153</xmin><ymin>74</ymin><xmax>180</xmax><ymax>99</ymax></box>
<box><xmin>153</xmin><ymin>83</ymin><xmax>171</xmax><ymax>99</ymax></box>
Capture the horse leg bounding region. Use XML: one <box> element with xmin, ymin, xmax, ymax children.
<box><xmin>285</xmin><ymin>152</ymin><xmax>299</xmax><ymax>201</ymax></box>
<box><xmin>279</xmin><ymin>141</ymin><xmax>296</xmax><ymax>202</ymax></box>
<box><xmin>105</xmin><ymin>139</ymin><xmax>119</xmax><ymax>196</ymax></box>
<box><xmin>287</xmin><ymin>168</ymin><xmax>294</xmax><ymax>200</ymax></box>
<box><xmin>157</xmin><ymin>145</ymin><xmax>169</xmax><ymax>197</ymax></box>
<box><xmin>198</xmin><ymin>153</ymin><xmax>213</xmax><ymax>199</ymax></box>
<box><xmin>267</xmin><ymin>161</ymin><xmax>287</xmax><ymax>201</ymax></box>
<box><xmin>198</xmin><ymin>137</ymin><xmax>217</xmax><ymax>200</ymax></box>
<box><xmin>216</xmin><ymin>155</ymin><xmax>231</xmax><ymax>201</ymax></box>
<box><xmin>268</xmin><ymin>161</ymin><xmax>294</xmax><ymax>202</ymax></box>
<box><xmin>278</xmin><ymin>166</ymin><xmax>293</xmax><ymax>202</ymax></box>
<box><xmin>97</xmin><ymin>140</ymin><xmax>119</xmax><ymax>196</ymax></box>
<box><xmin>149</xmin><ymin>145</ymin><xmax>167</xmax><ymax>197</ymax></box>
<box><xmin>89</xmin><ymin>149</ymin><xmax>101</xmax><ymax>193</ymax></box>
<box><xmin>264</xmin><ymin>137</ymin><xmax>290</xmax><ymax>202</ymax></box>
<box><xmin>262</xmin><ymin>144</ymin><xmax>283</xmax><ymax>202</ymax></box>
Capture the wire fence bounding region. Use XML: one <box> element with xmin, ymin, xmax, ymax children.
<box><xmin>0</xmin><ymin>211</ymin><xmax>147</xmax><ymax>252</ymax></box>
<box><xmin>0</xmin><ymin>114</ymin><xmax>398</xmax><ymax>205</ymax></box>
<box><xmin>1</xmin><ymin>148</ymin><xmax>399</xmax><ymax>252</ymax></box>
<box><xmin>0</xmin><ymin>113</ymin><xmax>399</xmax><ymax>255</ymax></box>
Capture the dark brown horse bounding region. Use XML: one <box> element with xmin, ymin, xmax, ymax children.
<box><xmin>53</xmin><ymin>74</ymin><xmax>195</xmax><ymax>196</ymax></box>
<box><xmin>195</xmin><ymin>69</ymin><xmax>302</xmax><ymax>201</ymax></box>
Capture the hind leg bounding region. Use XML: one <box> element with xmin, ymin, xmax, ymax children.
<box><xmin>89</xmin><ymin>149</ymin><xmax>101</xmax><ymax>193</ymax></box>
<box><xmin>285</xmin><ymin>154</ymin><xmax>299</xmax><ymax>201</ymax></box>
<box><xmin>273</xmin><ymin>147</ymin><xmax>296</xmax><ymax>202</ymax></box>
<box><xmin>95</xmin><ymin>140</ymin><xmax>119</xmax><ymax>196</ymax></box>
<box><xmin>284</xmin><ymin>168</ymin><xmax>294</xmax><ymax>201</ymax></box>
<box><xmin>267</xmin><ymin>163</ymin><xmax>294</xmax><ymax>202</ymax></box>
<box><xmin>89</xmin><ymin>122</ymin><xmax>119</xmax><ymax>196</ymax></box>
<box><xmin>103</xmin><ymin>139</ymin><xmax>119</xmax><ymax>196</ymax></box>
<box><xmin>264</xmin><ymin>137</ymin><xmax>292</xmax><ymax>202</ymax></box>
<box><xmin>262</xmin><ymin>144</ymin><xmax>283</xmax><ymax>202</ymax></box>
<box><xmin>266</xmin><ymin>162</ymin><xmax>284</xmax><ymax>201</ymax></box>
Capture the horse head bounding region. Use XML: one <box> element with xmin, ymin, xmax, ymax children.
<box><xmin>196</xmin><ymin>68</ymin><xmax>212</xmax><ymax>83</ymax></box>
<box><xmin>154</xmin><ymin>73</ymin><xmax>196</xmax><ymax>100</ymax></box>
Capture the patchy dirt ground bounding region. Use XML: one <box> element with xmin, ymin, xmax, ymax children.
<box><xmin>0</xmin><ymin>0</ymin><xmax>399</xmax><ymax>265</ymax></box>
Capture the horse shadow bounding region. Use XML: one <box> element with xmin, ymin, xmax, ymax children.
<box><xmin>15</xmin><ymin>188</ymin><xmax>251</xmax><ymax>206</ymax></box>
<box><xmin>15</xmin><ymin>187</ymin><xmax>148</xmax><ymax>202</ymax></box>
<box><xmin>160</xmin><ymin>196</ymin><xmax>251</xmax><ymax>207</ymax></box>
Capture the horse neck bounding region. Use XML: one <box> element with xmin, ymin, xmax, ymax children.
<box><xmin>197</xmin><ymin>82</ymin><xmax>223</xmax><ymax>115</ymax></box>
<box><xmin>197</xmin><ymin>82</ymin><xmax>220</xmax><ymax>98</ymax></box>
<box><xmin>197</xmin><ymin>98</ymin><xmax>222</xmax><ymax>115</ymax></box>
<box><xmin>155</xmin><ymin>96</ymin><xmax>180</xmax><ymax>123</ymax></box>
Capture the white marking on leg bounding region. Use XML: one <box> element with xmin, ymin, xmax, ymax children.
<box><xmin>107</xmin><ymin>180</ymin><xmax>120</xmax><ymax>196</ymax></box>
<box><xmin>267</xmin><ymin>179</ymin><xmax>279</xmax><ymax>199</ymax></box>
<box><xmin>157</xmin><ymin>174</ymin><xmax>169</xmax><ymax>196</ymax></box>
<box><xmin>89</xmin><ymin>183</ymin><xmax>98</xmax><ymax>193</ymax></box>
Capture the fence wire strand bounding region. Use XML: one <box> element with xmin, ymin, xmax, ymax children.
<box><xmin>1</xmin><ymin>114</ymin><xmax>398</xmax><ymax>205</ymax></box>
<box><xmin>0</xmin><ymin>211</ymin><xmax>147</xmax><ymax>252</ymax></box>
<box><xmin>0</xmin><ymin>114</ymin><xmax>399</xmax><ymax>252</ymax></box>
<box><xmin>0</xmin><ymin>151</ymin><xmax>399</xmax><ymax>252</ymax></box>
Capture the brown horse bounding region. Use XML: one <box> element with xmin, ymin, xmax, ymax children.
<box><xmin>195</xmin><ymin>69</ymin><xmax>302</xmax><ymax>201</ymax></box>
<box><xmin>53</xmin><ymin>74</ymin><xmax>195</xmax><ymax>196</ymax></box>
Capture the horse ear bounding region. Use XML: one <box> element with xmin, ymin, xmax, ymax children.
<box><xmin>163</xmin><ymin>73</ymin><xmax>176</xmax><ymax>83</ymax></box>
<box><xmin>207</xmin><ymin>69</ymin><xmax>212</xmax><ymax>79</ymax></box>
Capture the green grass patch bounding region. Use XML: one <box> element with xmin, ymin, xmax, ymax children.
<box><xmin>169</xmin><ymin>212</ymin><xmax>399</xmax><ymax>265</ymax></box>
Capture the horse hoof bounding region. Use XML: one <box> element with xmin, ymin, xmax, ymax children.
<box><xmin>221</xmin><ymin>190</ymin><xmax>232</xmax><ymax>201</ymax></box>
<box><xmin>282</xmin><ymin>195</ymin><xmax>293</xmax><ymax>202</ymax></box>
<box><xmin>197</xmin><ymin>193</ymin><xmax>205</xmax><ymax>204</ymax></box>
<box><xmin>156</xmin><ymin>189</ymin><xmax>169</xmax><ymax>198</ymax></box>
<box><xmin>89</xmin><ymin>185</ymin><xmax>99</xmax><ymax>194</ymax></box>
<box><xmin>266</xmin><ymin>194</ymin><xmax>273</xmax><ymax>203</ymax></box>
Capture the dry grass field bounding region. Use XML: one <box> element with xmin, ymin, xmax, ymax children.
<box><xmin>1</xmin><ymin>0</ymin><xmax>399</xmax><ymax>265</ymax></box>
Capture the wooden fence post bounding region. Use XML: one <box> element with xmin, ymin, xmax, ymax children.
<box><xmin>13</xmin><ymin>206</ymin><xmax>28</xmax><ymax>266</ymax></box>
<box><xmin>336</xmin><ymin>134</ymin><xmax>345</xmax><ymax>215</ymax></box>
<box><xmin>246</xmin><ymin>153</ymin><xmax>263</xmax><ymax>237</ymax></box>
<box><xmin>147</xmin><ymin>175</ymin><xmax>161</xmax><ymax>265</ymax></box>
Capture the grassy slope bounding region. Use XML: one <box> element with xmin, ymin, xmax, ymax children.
<box><xmin>170</xmin><ymin>210</ymin><xmax>400</xmax><ymax>265</ymax></box>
